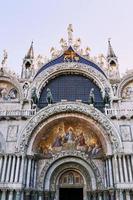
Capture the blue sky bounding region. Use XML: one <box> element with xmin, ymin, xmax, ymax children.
<box><xmin>0</xmin><ymin>0</ymin><xmax>133</xmax><ymax>75</ymax></box>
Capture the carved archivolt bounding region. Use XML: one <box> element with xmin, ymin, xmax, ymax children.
<box><xmin>17</xmin><ymin>102</ymin><xmax>122</xmax><ymax>154</ymax></box>
<box><xmin>37</xmin><ymin>152</ymin><xmax>104</xmax><ymax>191</ymax></box>
<box><xmin>32</xmin><ymin>63</ymin><xmax>113</xmax><ymax>98</ymax></box>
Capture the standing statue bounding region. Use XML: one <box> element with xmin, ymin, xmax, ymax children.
<box><xmin>1</xmin><ymin>50</ymin><xmax>8</xmax><ymax>67</ymax></box>
<box><xmin>31</xmin><ymin>87</ymin><xmax>38</xmax><ymax>106</ymax></box>
<box><xmin>104</xmin><ymin>88</ymin><xmax>110</xmax><ymax>105</ymax></box>
<box><xmin>46</xmin><ymin>88</ymin><xmax>53</xmax><ymax>104</ymax></box>
<box><xmin>88</xmin><ymin>88</ymin><xmax>95</xmax><ymax>105</ymax></box>
<box><xmin>67</xmin><ymin>24</ymin><xmax>73</xmax><ymax>45</ymax></box>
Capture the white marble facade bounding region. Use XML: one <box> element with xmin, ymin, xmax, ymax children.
<box><xmin>0</xmin><ymin>26</ymin><xmax>133</xmax><ymax>200</ymax></box>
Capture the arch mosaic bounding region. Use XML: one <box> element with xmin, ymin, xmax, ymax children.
<box><xmin>32</xmin><ymin>63</ymin><xmax>113</xmax><ymax>98</ymax></box>
<box><xmin>17</xmin><ymin>102</ymin><xmax>122</xmax><ymax>154</ymax></box>
<box><xmin>0</xmin><ymin>75</ymin><xmax>23</xmax><ymax>100</ymax></box>
<box><xmin>37</xmin><ymin>152</ymin><xmax>104</xmax><ymax>191</ymax></box>
<box><xmin>117</xmin><ymin>72</ymin><xmax>133</xmax><ymax>98</ymax></box>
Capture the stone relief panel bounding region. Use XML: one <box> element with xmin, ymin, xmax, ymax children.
<box><xmin>121</xmin><ymin>81</ymin><xmax>133</xmax><ymax>100</ymax></box>
<box><xmin>7</xmin><ymin>125</ymin><xmax>19</xmax><ymax>142</ymax></box>
<box><xmin>32</xmin><ymin>118</ymin><xmax>104</xmax><ymax>159</ymax></box>
<box><xmin>120</xmin><ymin>125</ymin><xmax>132</xmax><ymax>142</ymax></box>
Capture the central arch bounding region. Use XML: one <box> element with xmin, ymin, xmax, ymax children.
<box><xmin>17</xmin><ymin>102</ymin><xmax>122</xmax><ymax>154</ymax></box>
<box><xmin>37</xmin><ymin>154</ymin><xmax>103</xmax><ymax>200</ymax></box>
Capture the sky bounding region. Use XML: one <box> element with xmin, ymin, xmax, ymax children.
<box><xmin>0</xmin><ymin>0</ymin><xmax>133</xmax><ymax>76</ymax></box>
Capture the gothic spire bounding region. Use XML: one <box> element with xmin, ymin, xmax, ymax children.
<box><xmin>107</xmin><ymin>38</ymin><xmax>117</xmax><ymax>59</ymax></box>
<box><xmin>25</xmin><ymin>41</ymin><xmax>34</xmax><ymax>59</ymax></box>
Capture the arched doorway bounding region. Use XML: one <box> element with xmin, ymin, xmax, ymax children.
<box><xmin>58</xmin><ymin>170</ymin><xmax>84</xmax><ymax>200</ymax></box>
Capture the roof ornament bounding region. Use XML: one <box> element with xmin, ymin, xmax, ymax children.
<box><xmin>67</xmin><ymin>24</ymin><xmax>73</xmax><ymax>45</ymax></box>
<box><xmin>1</xmin><ymin>49</ymin><xmax>8</xmax><ymax>67</ymax></box>
<box><xmin>60</xmin><ymin>38</ymin><xmax>67</xmax><ymax>50</ymax></box>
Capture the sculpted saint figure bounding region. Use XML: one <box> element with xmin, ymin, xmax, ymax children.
<box><xmin>88</xmin><ymin>88</ymin><xmax>95</xmax><ymax>104</ymax></box>
<box><xmin>46</xmin><ymin>88</ymin><xmax>53</xmax><ymax>104</ymax></box>
<box><xmin>67</xmin><ymin>24</ymin><xmax>73</xmax><ymax>44</ymax></box>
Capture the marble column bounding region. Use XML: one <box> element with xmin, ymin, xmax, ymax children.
<box><xmin>15</xmin><ymin>156</ymin><xmax>21</xmax><ymax>182</ymax></box>
<box><xmin>113</xmin><ymin>155</ymin><xmax>119</xmax><ymax>183</ymax></box>
<box><xmin>10</xmin><ymin>155</ymin><xmax>16</xmax><ymax>182</ymax></box>
<box><xmin>26</xmin><ymin>157</ymin><xmax>32</xmax><ymax>187</ymax></box>
<box><xmin>0</xmin><ymin>156</ymin><xmax>3</xmax><ymax>179</ymax></box>
<box><xmin>123</xmin><ymin>155</ymin><xmax>128</xmax><ymax>182</ymax></box>
<box><xmin>126</xmin><ymin>191</ymin><xmax>131</xmax><ymax>200</ymax></box>
<box><xmin>25</xmin><ymin>191</ymin><xmax>30</xmax><ymax>200</ymax></box>
<box><xmin>1</xmin><ymin>155</ymin><xmax>7</xmax><ymax>182</ymax></box>
<box><xmin>119</xmin><ymin>190</ymin><xmax>124</xmax><ymax>200</ymax></box>
<box><xmin>34</xmin><ymin>161</ymin><xmax>37</xmax><ymax>188</ymax></box>
<box><xmin>98</xmin><ymin>192</ymin><xmax>102</xmax><ymax>200</ymax></box>
<box><xmin>38</xmin><ymin>191</ymin><xmax>43</xmax><ymax>200</ymax></box>
<box><xmin>16</xmin><ymin>191</ymin><xmax>21</xmax><ymax>200</ymax></box>
<box><xmin>127</xmin><ymin>155</ymin><xmax>132</xmax><ymax>182</ymax></box>
<box><xmin>6</xmin><ymin>155</ymin><xmax>12</xmax><ymax>182</ymax></box>
<box><xmin>115</xmin><ymin>190</ymin><xmax>119</xmax><ymax>200</ymax></box>
<box><xmin>109</xmin><ymin>191</ymin><xmax>114</xmax><ymax>200</ymax></box>
<box><xmin>31</xmin><ymin>159</ymin><xmax>35</xmax><ymax>187</ymax></box>
<box><xmin>8</xmin><ymin>190</ymin><xmax>13</xmax><ymax>200</ymax></box>
<box><xmin>19</xmin><ymin>156</ymin><xmax>25</xmax><ymax>183</ymax></box>
<box><xmin>1</xmin><ymin>190</ymin><xmax>6</xmax><ymax>200</ymax></box>
<box><xmin>118</xmin><ymin>155</ymin><xmax>124</xmax><ymax>183</ymax></box>
<box><xmin>92</xmin><ymin>193</ymin><xmax>96</xmax><ymax>200</ymax></box>
<box><xmin>105</xmin><ymin>159</ymin><xmax>109</xmax><ymax>187</ymax></box>
<box><xmin>108</xmin><ymin>158</ymin><xmax>113</xmax><ymax>187</ymax></box>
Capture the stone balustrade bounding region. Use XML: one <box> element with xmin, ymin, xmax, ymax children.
<box><xmin>0</xmin><ymin>109</ymin><xmax>36</xmax><ymax>118</ymax></box>
<box><xmin>105</xmin><ymin>108</ymin><xmax>133</xmax><ymax>118</ymax></box>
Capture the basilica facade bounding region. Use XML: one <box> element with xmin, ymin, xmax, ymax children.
<box><xmin>0</xmin><ymin>25</ymin><xmax>133</xmax><ymax>200</ymax></box>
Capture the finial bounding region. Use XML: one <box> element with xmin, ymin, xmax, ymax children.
<box><xmin>108</xmin><ymin>38</ymin><xmax>111</xmax><ymax>43</ymax></box>
<box><xmin>1</xmin><ymin>49</ymin><xmax>8</xmax><ymax>67</ymax></box>
<box><xmin>67</xmin><ymin>24</ymin><xmax>73</xmax><ymax>45</ymax></box>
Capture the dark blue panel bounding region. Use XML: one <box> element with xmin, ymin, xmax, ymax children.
<box><xmin>34</xmin><ymin>47</ymin><xmax>107</xmax><ymax>79</ymax></box>
<box><xmin>38</xmin><ymin>74</ymin><xmax>104</xmax><ymax>111</ymax></box>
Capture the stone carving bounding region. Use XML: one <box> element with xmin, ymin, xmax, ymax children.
<box><xmin>67</xmin><ymin>24</ymin><xmax>73</xmax><ymax>45</ymax></box>
<box><xmin>0</xmin><ymin>87</ymin><xmax>8</xmax><ymax>100</ymax></box>
<box><xmin>37</xmin><ymin>151</ymin><xmax>104</xmax><ymax>191</ymax></box>
<box><xmin>46</xmin><ymin>88</ymin><xmax>53</xmax><ymax>104</ymax></box>
<box><xmin>23</xmin><ymin>82</ymin><xmax>29</xmax><ymax>99</ymax></box>
<box><xmin>17</xmin><ymin>102</ymin><xmax>121</xmax><ymax>153</ymax></box>
<box><xmin>7</xmin><ymin>125</ymin><xmax>19</xmax><ymax>142</ymax></box>
<box><xmin>120</xmin><ymin>125</ymin><xmax>132</xmax><ymax>142</ymax></box>
<box><xmin>8</xmin><ymin>88</ymin><xmax>18</xmax><ymax>99</ymax></box>
<box><xmin>1</xmin><ymin>50</ymin><xmax>8</xmax><ymax>67</ymax></box>
<box><xmin>104</xmin><ymin>87</ymin><xmax>110</xmax><ymax>105</ymax></box>
<box><xmin>31</xmin><ymin>87</ymin><xmax>38</xmax><ymax>108</ymax></box>
<box><xmin>112</xmin><ymin>84</ymin><xmax>117</xmax><ymax>96</ymax></box>
<box><xmin>88</xmin><ymin>88</ymin><xmax>95</xmax><ymax>104</ymax></box>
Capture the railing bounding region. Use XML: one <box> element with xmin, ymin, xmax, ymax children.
<box><xmin>0</xmin><ymin>109</ymin><xmax>36</xmax><ymax>117</ymax></box>
<box><xmin>105</xmin><ymin>108</ymin><xmax>133</xmax><ymax>118</ymax></box>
